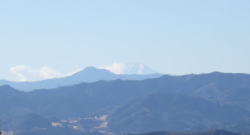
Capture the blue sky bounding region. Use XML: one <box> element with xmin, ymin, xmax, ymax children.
<box><xmin>0</xmin><ymin>0</ymin><xmax>250</xmax><ymax>81</ymax></box>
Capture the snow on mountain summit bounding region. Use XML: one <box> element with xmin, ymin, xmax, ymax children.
<box><xmin>100</xmin><ymin>63</ymin><xmax>156</xmax><ymax>75</ymax></box>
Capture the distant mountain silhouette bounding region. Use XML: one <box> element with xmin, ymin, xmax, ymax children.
<box><xmin>0</xmin><ymin>67</ymin><xmax>161</xmax><ymax>91</ymax></box>
<box><xmin>0</xmin><ymin>72</ymin><xmax>250</xmax><ymax>134</ymax></box>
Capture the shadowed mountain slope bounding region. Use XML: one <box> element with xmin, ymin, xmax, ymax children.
<box><xmin>0</xmin><ymin>72</ymin><xmax>250</xmax><ymax>133</ymax></box>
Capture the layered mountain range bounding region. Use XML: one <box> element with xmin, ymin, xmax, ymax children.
<box><xmin>0</xmin><ymin>71</ymin><xmax>250</xmax><ymax>135</ymax></box>
<box><xmin>0</xmin><ymin>67</ymin><xmax>161</xmax><ymax>91</ymax></box>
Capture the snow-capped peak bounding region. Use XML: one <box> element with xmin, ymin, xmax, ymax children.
<box><xmin>100</xmin><ymin>63</ymin><xmax>156</xmax><ymax>75</ymax></box>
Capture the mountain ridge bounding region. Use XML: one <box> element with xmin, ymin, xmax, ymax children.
<box><xmin>0</xmin><ymin>66</ymin><xmax>162</xmax><ymax>91</ymax></box>
<box><xmin>1</xmin><ymin>72</ymin><xmax>250</xmax><ymax>134</ymax></box>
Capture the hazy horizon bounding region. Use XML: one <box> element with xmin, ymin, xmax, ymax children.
<box><xmin>0</xmin><ymin>1</ymin><xmax>250</xmax><ymax>134</ymax></box>
<box><xmin>1</xmin><ymin>0</ymin><xmax>250</xmax><ymax>80</ymax></box>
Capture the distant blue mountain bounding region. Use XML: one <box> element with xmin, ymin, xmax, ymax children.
<box><xmin>0</xmin><ymin>67</ymin><xmax>162</xmax><ymax>91</ymax></box>
<box><xmin>1</xmin><ymin>72</ymin><xmax>250</xmax><ymax>134</ymax></box>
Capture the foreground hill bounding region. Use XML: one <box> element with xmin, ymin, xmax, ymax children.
<box><xmin>131</xmin><ymin>130</ymin><xmax>244</xmax><ymax>135</ymax></box>
<box><xmin>0</xmin><ymin>67</ymin><xmax>161</xmax><ymax>91</ymax></box>
<box><xmin>108</xmin><ymin>92</ymin><xmax>249</xmax><ymax>133</ymax></box>
<box><xmin>0</xmin><ymin>72</ymin><xmax>250</xmax><ymax>134</ymax></box>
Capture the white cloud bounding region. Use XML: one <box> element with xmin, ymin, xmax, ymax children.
<box><xmin>10</xmin><ymin>65</ymin><xmax>80</xmax><ymax>82</ymax></box>
<box><xmin>9</xmin><ymin>63</ymin><xmax>156</xmax><ymax>81</ymax></box>
<box><xmin>101</xmin><ymin>63</ymin><xmax>126</xmax><ymax>74</ymax></box>
<box><xmin>10</xmin><ymin>65</ymin><xmax>30</xmax><ymax>82</ymax></box>
<box><xmin>100</xmin><ymin>62</ymin><xmax>156</xmax><ymax>75</ymax></box>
